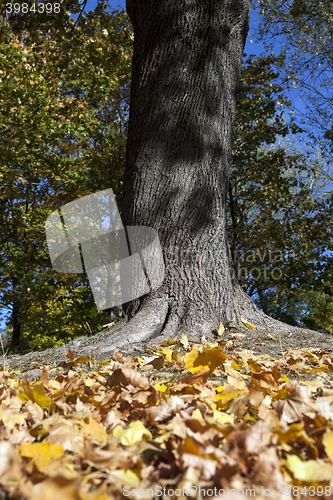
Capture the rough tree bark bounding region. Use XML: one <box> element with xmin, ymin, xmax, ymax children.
<box><xmin>83</xmin><ymin>0</ymin><xmax>297</xmax><ymax>359</ymax></box>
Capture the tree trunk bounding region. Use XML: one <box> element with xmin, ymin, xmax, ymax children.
<box><xmin>12</xmin><ymin>278</ymin><xmax>22</xmax><ymax>354</ymax></box>
<box><xmin>91</xmin><ymin>0</ymin><xmax>294</xmax><ymax>357</ymax></box>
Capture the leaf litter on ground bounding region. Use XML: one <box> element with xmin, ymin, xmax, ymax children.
<box><xmin>1</xmin><ymin>334</ymin><xmax>333</xmax><ymax>499</ymax></box>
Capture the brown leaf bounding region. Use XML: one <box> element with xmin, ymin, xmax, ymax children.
<box><xmin>81</xmin><ymin>441</ymin><xmax>135</xmax><ymax>470</ymax></box>
<box><xmin>227</xmin><ymin>421</ymin><xmax>271</xmax><ymax>474</ymax></box>
<box><xmin>145</xmin><ymin>400</ymin><xmax>175</xmax><ymax>424</ymax></box>
<box><xmin>172</xmin><ymin>350</ymin><xmax>182</xmax><ymax>362</ymax></box>
<box><xmin>258</xmin><ymin>405</ymin><xmax>280</xmax><ymax>428</ymax></box>
<box><xmin>47</xmin><ymin>423</ymin><xmax>85</xmax><ymax>454</ymax></box>
<box><xmin>20</xmin><ymin>476</ymin><xmax>83</xmax><ymax>500</ymax></box>
<box><xmin>249</xmin><ymin>367</ymin><xmax>280</xmax><ymax>390</ymax></box>
<box><xmin>227</xmin><ymin>391</ymin><xmax>264</xmax><ymax>417</ymax></box>
<box><xmin>142</xmin><ymin>355</ymin><xmax>165</xmax><ymax>370</ymax></box>
<box><xmin>0</xmin><ymin>441</ymin><xmax>22</xmax><ymax>485</ymax></box>
<box><xmin>275</xmin><ymin>383</ymin><xmax>318</xmax><ymax>427</ymax></box>
<box><xmin>107</xmin><ymin>368</ymin><xmax>150</xmax><ymax>389</ymax></box>
<box><xmin>113</xmin><ymin>351</ymin><xmax>137</xmax><ymax>367</ymax></box>
<box><xmin>131</xmin><ymin>386</ymin><xmax>159</xmax><ymax>407</ymax></box>
<box><xmin>25</xmin><ymin>400</ymin><xmax>44</xmax><ymax>424</ymax></box>
<box><xmin>65</xmin><ymin>349</ymin><xmax>77</xmax><ymax>361</ymax></box>
<box><xmin>181</xmin><ymin>452</ymin><xmax>218</xmax><ymax>480</ymax></box>
<box><xmin>251</xmin><ymin>447</ymin><xmax>287</xmax><ymax>488</ymax></box>
<box><xmin>177</xmin><ymin>368</ymin><xmax>211</xmax><ymax>385</ymax></box>
<box><xmin>243</xmin><ymin>420</ymin><xmax>271</xmax><ymax>454</ymax></box>
<box><xmin>103</xmin><ymin>409</ymin><xmax>123</xmax><ymax>431</ymax></box>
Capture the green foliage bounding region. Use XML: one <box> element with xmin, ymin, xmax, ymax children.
<box><xmin>228</xmin><ymin>53</ymin><xmax>333</xmax><ymax>331</ymax></box>
<box><xmin>276</xmin><ymin>289</ymin><xmax>333</xmax><ymax>334</ymax></box>
<box><xmin>0</xmin><ymin>3</ymin><xmax>132</xmax><ymax>352</ymax></box>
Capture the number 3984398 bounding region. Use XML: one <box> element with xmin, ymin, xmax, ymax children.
<box><xmin>6</xmin><ymin>3</ymin><xmax>61</xmax><ymax>14</ymax></box>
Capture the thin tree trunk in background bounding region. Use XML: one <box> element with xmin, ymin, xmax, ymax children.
<box><xmin>257</xmin><ymin>288</ymin><xmax>269</xmax><ymax>316</ymax></box>
<box><xmin>12</xmin><ymin>278</ymin><xmax>21</xmax><ymax>354</ymax></box>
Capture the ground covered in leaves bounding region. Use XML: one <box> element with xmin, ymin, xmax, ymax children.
<box><xmin>2</xmin><ymin>332</ymin><xmax>333</xmax><ymax>499</ymax></box>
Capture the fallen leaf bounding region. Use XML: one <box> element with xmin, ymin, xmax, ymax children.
<box><xmin>184</xmin><ymin>347</ymin><xmax>228</xmax><ymax>373</ymax></box>
<box><xmin>218</xmin><ymin>322</ymin><xmax>225</xmax><ymax>336</ymax></box>
<box><xmin>275</xmin><ymin>383</ymin><xmax>318</xmax><ymax>427</ymax></box>
<box><xmin>241</xmin><ymin>318</ymin><xmax>255</xmax><ymax>329</ymax></box>
<box><xmin>113</xmin><ymin>421</ymin><xmax>152</xmax><ymax>446</ymax></box>
<box><xmin>285</xmin><ymin>453</ymin><xmax>333</xmax><ymax>481</ymax></box>
<box><xmin>65</xmin><ymin>349</ymin><xmax>77</xmax><ymax>361</ymax></box>
<box><xmin>19</xmin><ymin>441</ymin><xmax>63</xmax><ymax>473</ymax></box>
<box><xmin>107</xmin><ymin>368</ymin><xmax>149</xmax><ymax>389</ymax></box>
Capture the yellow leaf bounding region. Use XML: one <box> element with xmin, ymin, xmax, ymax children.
<box><xmin>206</xmin><ymin>410</ymin><xmax>234</xmax><ymax>427</ymax></box>
<box><xmin>154</xmin><ymin>384</ymin><xmax>167</xmax><ymax>392</ymax></box>
<box><xmin>74</xmin><ymin>356</ymin><xmax>91</xmax><ymax>364</ymax></box>
<box><xmin>285</xmin><ymin>454</ymin><xmax>333</xmax><ymax>481</ymax></box>
<box><xmin>17</xmin><ymin>382</ymin><xmax>55</xmax><ymax>411</ymax></box>
<box><xmin>160</xmin><ymin>347</ymin><xmax>173</xmax><ymax>362</ymax></box>
<box><xmin>248</xmin><ymin>360</ymin><xmax>262</xmax><ymax>372</ymax></box>
<box><xmin>241</xmin><ymin>318</ymin><xmax>255</xmax><ymax>329</ymax></box>
<box><xmin>214</xmin><ymin>390</ymin><xmax>248</xmax><ymax>408</ymax></box>
<box><xmin>84</xmin><ymin>377</ymin><xmax>97</xmax><ymax>387</ymax></box>
<box><xmin>244</xmin><ymin>415</ymin><xmax>258</xmax><ymax>422</ymax></box>
<box><xmin>214</xmin><ymin>410</ymin><xmax>234</xmax><ymax>425</ymax></box>
<box><xmin>184</xmin><ymin>346</ymin><xmax>228</xmax><ymax>373</ymax></box>
<box><xmin>162</xmin><ymin>338</ymin><xmax>178</xmax><ymax>346</ymax></box>
<box><xmin>81</xmin><ymin>415</ymin><xmax>107</xmax><ymax>442</ymax></box>
<box><xmin>110</xmin><ymin>469</ymin><xmax>140</xmax><ymax>487</ymax></box>
<box><xmin>218</xmin><ymin>322</ymin><xmax>225</xmax><ymax>336</ymax></box>
<box><xmin>19</xmin><ymin>442</ymin><xmax>63</xmax><ymax>473</ymax></box>
<box><xmin>305</xmin><ymin>350</ymin><xmax>319</xmax><ymax>360</ymax></box>
<box><xmin>181</xmin><ymin>333</ymin><xmax>189</xmax><ymax>348</ymax></box>
<box><xmin>323</xmin><ymin>429</ymin><xmax>333</xmax><ymax>459</ymax></box>
<box><xmin>191</xmin><ymin>409</ymin><xmax>203</xmax><ymax>420</ymax></box>
<box><xmin>113</xmin><ymin>424</ymin><xmax>124</xmax><ymax>437</ymax></box>
<box><xmin>113</xmin><ymin>421</ymin><xmax>152</xmax><ymax>446</ymax></box>
<box><xmin>184</xmin><ymin>349</ymin><xmax>200</xmax><ymax>371</ymax></box>
<box><xmin>203</xmin><ymin>341</ymin><xmax>218</xmax><ymax>348</ymax></box>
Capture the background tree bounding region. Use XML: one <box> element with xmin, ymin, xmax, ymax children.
<box><xmin>253</xmin><ymin>0</ymin><xmax>333</xmax><ymax>183</ymax></box>
<box><xmin>0</xmin><ymin>2</ymin><xmax>132</xmax><ymax>353</ymax></box>
<box><xmin>228</xmin><ymin>52</ymin><xmax>333</xmax><ymax>333</ymax></box>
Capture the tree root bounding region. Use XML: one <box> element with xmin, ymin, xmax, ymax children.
<box><xmin>2</xmin><ymin>292</ymin><xmax>331</xmax><ymax>378</ymax></box>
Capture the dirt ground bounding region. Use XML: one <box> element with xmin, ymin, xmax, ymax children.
<box><xmin>1</xmin><ymin>318</ymin><xmax>332</xmax><ymax>382</ymax></box>
<box><xmin>222</xmin><ymin>324</ymin><xmax>333</xmax><ymax>356</ymax></box>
